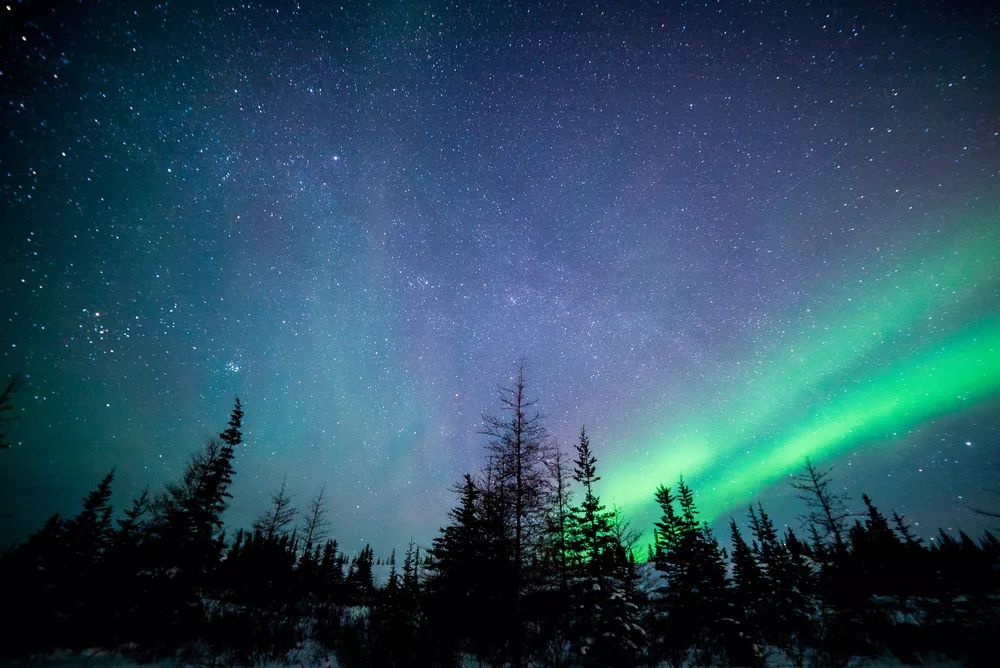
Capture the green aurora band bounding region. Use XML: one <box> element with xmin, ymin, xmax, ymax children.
<box><xmin>602</xmin><ymin>216</ymin><xmax>1000</xmax><ymax>545</ymax></box>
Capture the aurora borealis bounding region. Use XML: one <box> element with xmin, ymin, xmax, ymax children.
<box><xmin>607</xmin><ymin>219</ymin><xmax>1000</xmax><ymax>538</ymax></box>
<box><xmin>1</xmin><ymin>1</ymin><xmax>999</xmax><ymax>556</ymax></box>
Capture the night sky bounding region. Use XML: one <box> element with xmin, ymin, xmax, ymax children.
<box><xmin>2</xmin><ymin>1</ymin><xmax>998</xmax><ymax>557</ymax></box>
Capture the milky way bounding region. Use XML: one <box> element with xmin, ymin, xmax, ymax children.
<box><xmin>1</xmin><ymin>1</ymin><xmax>998</xmax><ymax>556</ymax></box>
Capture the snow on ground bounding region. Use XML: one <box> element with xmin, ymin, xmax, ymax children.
<box><xmin>8</xmin><ymin>643</ymin><xmax>340</xmax><ymax>667</ymax></box>
<box><xmin>8</xmin><ymin>647</ymin><xmax>967</xmax><ymax>667</ymax></box>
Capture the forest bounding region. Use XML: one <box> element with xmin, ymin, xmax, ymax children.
<box><xmin>1</xmin><ymin>370</ymin><xmax>997</xmax><ymax>667</ymax></box>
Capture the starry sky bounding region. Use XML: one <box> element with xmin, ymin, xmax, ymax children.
<box><xmin>1</xmin><ymin>0</ymin><xmax>999</xmax><ymax>556</ymax></box>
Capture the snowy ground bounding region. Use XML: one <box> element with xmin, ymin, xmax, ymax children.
<box><xmin>4</xmin><ymin>644</ymin><xmax>340</xmax><ymax>667</ymax></box>
<box><xmin>7</xmin><ymin>651</ymin><xmax>967</xmax><ymax>668</ymax></box>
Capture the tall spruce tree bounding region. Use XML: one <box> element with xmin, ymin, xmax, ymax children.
<box><xmin>133</xmin><ymin>398</ymin><xmax>246</xmax><ymax>645</ymax></box>
<box><xmin>569</xmin><ymin>426</ymin><xmax>611</xmax><ymax>571</ymax></box>
<box><xmin>480</xmin><ymin>362</ymin><xmax>550</xmax><ymax>666</ymax></box>
<box><xmin>426</xmin><ymin>474</ymin><xmax>500</xmax><ymax>661</ymax></box>
<box><xmin>61</xmin><ymin>471</ymin><xmax>118</xmax><ymax>645</ymax></box>
<box><xmin>151</xmin><ymin>398</ymin><xmax>244</xmax><ymax>563</ymax></box>
<box><xmin>565</xmin><ymin>430</ymin><xmax>644</xmax><ymax>665</ymax></box>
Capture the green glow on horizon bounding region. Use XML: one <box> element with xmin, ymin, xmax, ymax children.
<box><xmin>603</xmin><ymin>217</ymin><xmax>1000</xmax><ymax>548</ymax></box>
<box><xmin>696</xmin><ymin>317</ymin><xmax>1000</xmax><ymax>519</ymax></box>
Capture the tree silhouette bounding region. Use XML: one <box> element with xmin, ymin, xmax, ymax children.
<box><xmin>4</xmin><ymin>386</ymin><xmax>1000</xmax><ymax>666</ymax></box>
<box><xmin>253</xmin><ymin>477</ymin><xmax>297</xmax><ymax>540</ymax></box>
<box><xmin>300</xmin><ymin>484</ymin><xmax>331</xmax><ymax>557</ymax></box>
<box><xmin>566</xmin><ymin>430</ymin><xmax>643</xmax><ymax>665</ymax></box>
<box><xmin>480</xmin><ymin>362</ymin><xmax>550</xmax><ymax>666</ymax></box>
<box><xmin>791</xmin><ymin>457</ymin><xmax>849</xmax><ymax>553</ymax></box>
<box><xmin>652</xmin><ymin>477</ymin><xmax>731</xmax><ymax>666</ymax></box>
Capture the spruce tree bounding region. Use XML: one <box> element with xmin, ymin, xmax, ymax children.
<box><xmin>565</xmin><ymin>428</ymin><xmax>642</xmax><ymax>665</ymax></box>
<box><xmin>116</xmin><ymin>487</ymin><xmax>150</xmax><ymax>544</ymax></box>
<box><xmin>346</xmin><ymin>544</ymin><xmax>375</xmax><ymax>603</ymax></box>
<box><xmin>748</xmin><ymin>503</ymin><xmax>814</xmax><ymax>663</ymax></box>
<box><xmin>317</xmin><ymin>537</ymin><xmax>345</xmax><ymax>599</ymax></box>
<box><xmin>371</xmin><ymin>546</ymin><xmax>428</xmax><ymax>666</ymax></box>
<box><xmin>136</xmin><ymin>399</ymin><xmax>246</xmax><ymax>645</ymax></box>
<box><xmin>426</xmin><ymin>474</ymin><xmax>487</xmax><ymax>660</ymax></box>
<box><xmin>853</xmin><ymin>494</ymin><xmax>906</xmax><ymax>595</ymax></box>
<box><xmin>402</xmin><ymin>541</ymin><xmax>420</xmax><ymax>593</ymax></box>
<box><xmin>107</xmin><ymin>485</ymin><xmax>152</xmax><ymax>634</ymax></box>
<box><xmin>569</xmin><ymin>426</ymin><xmax>612</xmax><ymax>571</ymax></box>
<box><xmin>480</xmin><ymin>362</ymin><xmax>550</xmax><ymax>666</ymax></box>
<box><xmin>62</xmin><ymin>469</ymin><xmax>116</xmax><ymax>561</ymax></box>
<box><xmin>653</xmin><ymin>484</ymin><xmax>680</xmax><ymax>556</ymax></box>
<box><xmin>651</xmin><ymin>477</ymin><xmax>730</xmax><ymax>666</ymax></box>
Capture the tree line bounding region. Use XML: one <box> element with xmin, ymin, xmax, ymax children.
<box><xmin>1</xmin><ymin>368</ymin><xmax>997</xmax><ymax>666</ymax></box>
